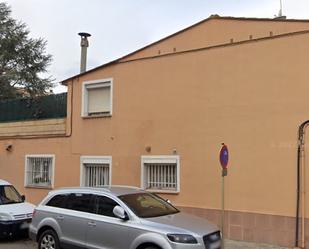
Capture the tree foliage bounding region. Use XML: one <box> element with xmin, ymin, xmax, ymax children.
<box><xmin>0</xmin><ymin>2</ymin><xmax>53</xmax><ymax>100</ymax></box>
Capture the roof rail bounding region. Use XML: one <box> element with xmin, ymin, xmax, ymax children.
<box><xmin>57</xmin><ymin>185</ymin><xmax>141</xmax><ymax>191</ymax></box>
<box><xmin>57</xmin><ymin>186</ymin><xmax>111</xmax><ymax>192</ymax></box>
<box><xmin>96</xmin><ymin>185</ymin><xmax>141</xmax><ymax>189</ymax></box>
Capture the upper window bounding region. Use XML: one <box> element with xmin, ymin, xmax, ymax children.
<box><xmin>141</xmin><ymin>156</ymin><xmax>180</xmax><ymax>193</ymax></box>
<box><xmin>80</xmin><ymin>156</ymin><xmax>112</xmax><ymax>187</ymax></box>
<box><xmin>25</xmin><ymin>155</ymin><xmax>55</xmax><ymax>188</ymax></box>
<box><xmin>82</xmin><ymin>78</ymin><xmax>113</xmax><ymax>117</ymax></box>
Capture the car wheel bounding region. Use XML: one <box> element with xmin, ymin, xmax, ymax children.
<box><xmin>145</xmin><ymin>247</ymin><xmax>160</xmax><ymax>249</ymax></box>
<box><xmin>38</xmin><ymin>229</ymin><xmax>60</xmax><ymax>249</ymax></box>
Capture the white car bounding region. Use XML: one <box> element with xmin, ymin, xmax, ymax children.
<box><xmin>0</xmin><ymin>179</ymin><xmax>35</xmax><ymax>238</ymax></box>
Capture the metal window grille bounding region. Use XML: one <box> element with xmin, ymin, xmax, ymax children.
<box><xmin>145</xmin><ymin>163</ymin><xmax>177</xmax><ymax>190</ymax></box>
<box><xmin>26</xmin><ymin>157</ymin><xmax>53</xmax><ymax>187</ymax></box>
<box><xmin>84</xmin><ymin>163</ymin><xmax>110</xmax><ymax>187</ymax></box>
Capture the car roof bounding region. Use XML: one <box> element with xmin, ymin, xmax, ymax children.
<box><xmin>0</xmin><ymin>179</ymin><xmax>11</xmax><ymax>186</ymax></box>
<box><xmin>49</xmin><ymin>185</ymin><xmax>145</xmax><ymax>197</ymax></box>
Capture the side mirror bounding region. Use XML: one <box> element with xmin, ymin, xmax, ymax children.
<box><xmin>113</xmin><ymin>206</ymin><xmax>128</xmax><ymax>220</ymax></box>
<box><xmin>21</xmin><ymin>195</ymin><xmax>25</xmax><ymax>202</ymax></box>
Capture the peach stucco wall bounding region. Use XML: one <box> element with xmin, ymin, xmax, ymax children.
<box><xmin>67</xmin><ymin>31</ymin><xmax>309</xmax><ymax>218</ymax></box>
<box><xmin>1</xmin><ymin>20</ymin><xmax>309</xmax><ymax>224</ymax></box>
<box><xmin>120</xmin><ymin>18</ymin><xmax>309</xmax><ymax>61</ymax></box>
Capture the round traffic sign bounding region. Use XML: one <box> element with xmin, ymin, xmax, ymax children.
<box><xmin>219</xmin><ymin>144</ymin><xmax>229</xmax><ymax>168</ymax></box>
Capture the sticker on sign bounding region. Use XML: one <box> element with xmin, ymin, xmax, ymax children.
<box><xmin>219</xmin><ymin>144</ymin><xmax>229</xmax><ymax>169</ymax></box>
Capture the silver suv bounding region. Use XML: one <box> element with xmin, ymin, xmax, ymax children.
<box><xmin>29</xmin><ymin>186</ymin><xmax>221</xmax><ymax>249</ymax></box>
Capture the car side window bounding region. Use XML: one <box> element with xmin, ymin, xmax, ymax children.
<box><xmin>46</xmin><ymin>194</ymin><xmax>68</xmax><ymax>208</ymax></box>
<box><xmin>95</xmin><ymin>195</ymin><xmax>118</xmax><ymax>218</ymax></box>
<box><xmin>66</xmin><ymin>193</ymin><xmax>95</xmax><ymax>213</ymax></box>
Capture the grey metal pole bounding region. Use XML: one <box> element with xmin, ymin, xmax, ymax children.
<box><xmin>221</xmin><ymin>171</ymin><xmax>225</xmax><ymax>249</ymax></box>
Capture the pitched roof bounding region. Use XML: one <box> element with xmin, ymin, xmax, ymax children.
<box><xmin>61</xmin><ymin>15</ymin><xmax>309</xmax><ymax>84</ymax></box>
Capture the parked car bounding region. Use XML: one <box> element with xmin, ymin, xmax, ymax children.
<box><xmin>29</xmin><ymin>186</ymin><xmax>221</xmax><ymax>249</ymax></box>
<box><xmin>0</xmin><ymin>179</ymin><xmax>35</xmax><ymax>238</ymax></box>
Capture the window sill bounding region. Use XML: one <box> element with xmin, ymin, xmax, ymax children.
<box><xmin>146</xmin><ymin>189</ymin><xmax>179</xmax><ymax>195</ymax></box>
<box><xmin>82</xmin><ymin>114</ymin><xmax>112</xmax><ymax>119</ymax></box>
<box><xmin>25</xmin><ymin>185</ymin><xmax>53</xmax><ymax>190</ymax></box>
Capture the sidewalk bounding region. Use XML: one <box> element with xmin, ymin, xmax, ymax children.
<box><xmin>226</xmin><ymin>239</ymin><xmax>291</xmax><ymax>249</ymax></box>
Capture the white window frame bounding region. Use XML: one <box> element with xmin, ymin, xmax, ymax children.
<box><xmin>24</xmin><ymin>154</ymin><xmax>55</xmax><ymax>189</ymax></box>
<box><xmin>81</xmin><ymin>78</ymin><xmax>113</xmax><ymax>117</ymax></box>
<box><xmin>141</xmin><ymin>155</ymin><xmax>180</xmax><ymax>193</ymax></box>
<box><xmin>80</xmin><ymin>156</ymin><xmax>112</xmax><ymax>187</ymax></box>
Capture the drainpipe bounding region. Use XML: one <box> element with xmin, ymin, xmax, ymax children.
<box><xmin>296</xmin><ymin>120</ymin><xmax>309</xmax><ymax>248</ymax></box>
<box><xmin>78</xmin><ymin>32</ymin><xmax>91</xmax><ymax>73</ymax></box>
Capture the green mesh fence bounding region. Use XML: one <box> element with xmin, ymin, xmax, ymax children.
<box><xmin>0</xmin><ymin>93</ymin><xmax>67</xmax><ymax>122</ymax></box>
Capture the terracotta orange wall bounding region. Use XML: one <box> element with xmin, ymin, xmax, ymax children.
<box><xmin>0</xmin><ymin>137</ymin><xmax>76</xmax><ymax>203</ymax></box>
<box><xmin>121</xmin><ymin>18</ymin><xmax>309</xmax><ymax>61</ymax></box>
<box><xmin>68</xmin><ymin>31</ymin><xmax>309</xmax><ymax>218</ymax></box>
<box><xmin>1</xmin><ymin>28</ymin><xmax>309</xmax><ymax>221</ymax></box>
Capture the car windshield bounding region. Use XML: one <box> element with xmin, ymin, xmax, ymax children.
<box><xmin>119</xmin><ymin>192</ymin><xmax>179</xmax><ymax>218</ymax></box>
<box><xmin>0</xmin><ymin>185</ymin><xmax>23</xmax><ymax>205</ymax></box>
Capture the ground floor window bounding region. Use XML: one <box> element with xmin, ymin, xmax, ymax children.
<box><xmin>141</xmin><ymin>156</ymin><xmax>180</xmax><ymax>193</ymax></box>
<box><xmin>80</xmin><ymin>156</ymin><xmax>112</xmax><ymax>187</ymax></box>
<box><xmin>25</xmin><ymin>155</ymin><xmax>55</xmax><ymax>188</ymax></box>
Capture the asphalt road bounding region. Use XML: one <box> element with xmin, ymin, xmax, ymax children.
<box><xmin>0</xmin><ymin>238</ymin><xmax>36</xmax><ymax>249</ymax></box>
<box><xmin>0</xmin><ymin>238</ymin><xmax>291</xmax><ymax>249</ymax></box>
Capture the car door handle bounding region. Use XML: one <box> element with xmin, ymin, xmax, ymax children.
<box><xmin>88</xmin><ymin>221</ymin><xmax>96</xmax><ymax>227</ymax></box>
<box><xmin>56</xmin><ymin>215</ymin><xmax>64</xmax><ymax>220</ymax></box>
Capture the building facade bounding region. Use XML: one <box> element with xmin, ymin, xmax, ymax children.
<box><xmin>1</xmin><ymin>16</ymin><xmax>309</xmax><ymax>247</ymax></box>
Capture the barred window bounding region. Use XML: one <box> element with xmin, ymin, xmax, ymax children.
<box><xmin>25</xmin><ymin>155</ymin><xmax>54</xmax><ymax>188</ymax></box>
<box><xmin>84</xmin><ymin>164</ymin><xmax>110</xmax><ymax>187</ymax></box>
<box><xmin>81</xmin><ymin>156</ymin><xmax>111</xmax><ymax>187</ymax></box>
<box><xmin>141</xmin><ymin>156</ymin><xmax>179</xmax><ymax>192</ymax></box>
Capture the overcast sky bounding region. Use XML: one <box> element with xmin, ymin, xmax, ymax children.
<box><xmin>3</xmin><ymin>0</ymin><xmax>309</xmax><ymax>93</ymax></box>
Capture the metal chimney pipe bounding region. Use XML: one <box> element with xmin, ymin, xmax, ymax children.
<box><xmin>78</xmin><ymin>32</ymin><xmax>91</xmax><ymax>73</ymax></box>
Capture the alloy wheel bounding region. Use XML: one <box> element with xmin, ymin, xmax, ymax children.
<box><xmin>40</xmin><ymin>234</ymin><xmax>56</xmax><ymax>249</ymax></box>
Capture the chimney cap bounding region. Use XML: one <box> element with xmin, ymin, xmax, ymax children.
<box><xmin>78</xmin><ymin>32</ymin><xmax>91</xmax><ymax>38</ymax></box>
